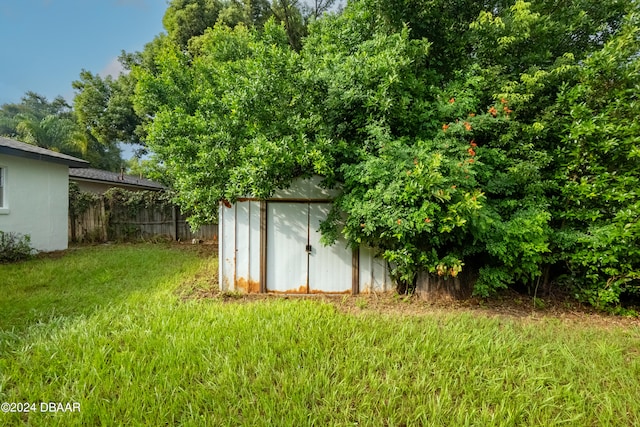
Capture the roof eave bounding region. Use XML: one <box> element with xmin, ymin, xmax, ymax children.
<box><xmin>0</xmin><ymin>146</ymin><xmax>89</xmax><ymax>168</ymax></box>
<box><xmin>70</xmin><ymin>176</ymin><xmax>166</xmax><ymax>191</ymax></box>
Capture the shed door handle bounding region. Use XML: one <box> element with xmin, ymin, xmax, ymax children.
<box><xmin>306</xmin><ymin>244</ymin><xmax>312</xmax><ymax>253</ymax></box>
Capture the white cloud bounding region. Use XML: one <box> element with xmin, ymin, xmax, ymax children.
<box><xmin>99</xmin><ymin>57</ymin><xmax>126</xmax><ymax>79</ymax></box>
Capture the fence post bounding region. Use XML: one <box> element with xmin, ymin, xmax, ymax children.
<box><xmin>69</xmin><ymin>210</ymin><xmax>76</xmax><ymax>243</ymax></box>
<box><xmin>173</xmin><ymin>205</ymin><xmax>179</xmax><ymax>241</ymax></box>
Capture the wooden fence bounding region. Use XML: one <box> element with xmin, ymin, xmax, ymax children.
<box><xmin>69</xmin><ymin>197</ymin><xmax>217</xmax><ymax>244</ymax></box>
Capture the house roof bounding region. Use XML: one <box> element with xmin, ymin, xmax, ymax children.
<box><xmin>0</xmin><ymin>136</ymin><xmax>89</xmax><ymax>168</ymax></box>
<box><xmin>69</xmin><ymin>168</ymin><xmax>166</xmax><ymax>191</ymax></box>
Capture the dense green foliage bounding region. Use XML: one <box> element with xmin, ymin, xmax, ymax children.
<box><xmin>73</xmin><ymin>70</ymin><xmax>142</xmax><ymax>148</ymax></box>
<box><xmin>135</xmin><ymin>22</ymin><xmax>310</xmax><ymax>223</ymax></box>
<box><xmin>130</xmin><ymin>0</ymin><xmax>640</xmax><ymax>308</ymax></box>
<box><xmin>1</xmin><ymin>246</ymin><xmax>639</xmax><ymax>425</ymax></box>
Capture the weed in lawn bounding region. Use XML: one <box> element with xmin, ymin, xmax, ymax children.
<box><xmin>534</xmin><ymin>297</ymin><xmax>546</xmax><ymax>310</ymax></box>
<box><xmin>355</xmin><ymin>297</ymin><xmax>368</xmax><ymax>310</ymax></box>
<box><xmin>219</xmin><ymin>290</ymin><xmax>244</xmax><ymax>300</ymax></box>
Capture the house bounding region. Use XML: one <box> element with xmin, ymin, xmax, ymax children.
<box><xmin>0</xmin><ymin>136</ymin><xmax>88</xmax><ymax>252</ymax></box>
<box><xmin>69</xmin><ymin>168</ymin><xmax>165</xmax><ymax>194</ymax></box>
<box><xmin>219</xmin><ymin>176</ymin><xmax>392</xmax><ymax>294</ymax></box>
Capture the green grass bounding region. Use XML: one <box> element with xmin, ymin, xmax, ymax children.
<box><xmin>0</xmin><ymin>244</ymin><xmax>205</xmax><ymax>334</ymax></box>
<box><xmin>1</xmin><ymin>245</ymin><xmax>639</xmax><ymax>426</ymax></box>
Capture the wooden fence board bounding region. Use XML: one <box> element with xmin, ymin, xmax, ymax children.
<box><xmin>69</xmin><ymin>198</ymin><xmax>217</xmax><ymax>244</ymax></box>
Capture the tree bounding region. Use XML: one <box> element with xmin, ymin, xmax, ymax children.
<box><xmin>135</xmin><ymin>21</ymin><xmax>315</xmax><ymax>224</ymax></box>
<box><xmin>162</xmin><ymin>0</ymin><xmax>340</xmax><ymax>51</ymax></box>
<box><xmin>73</xmin><ymin>70</ymin><xmax>142</xmax><ymax>147</ymax></box>
<box><xmin>269</xmin><ymin>0</ymin><xmax>305</xmax><ymax>50</ymax></box>
<box><xmin>73</xmin><ymin>0</ymin><xmax>325</xmax><ymax>159</ymax></box>
<box><xmin>134</xmin><ymin>0</ymin><xmax>640</xmax><ymax>307</ymax></box>
<box><xmin>163</xmin><ymin>0</ymin><xmax>227</xmax><ymax>48</ymax></box>
<box><xmin>127</xmin><ymin>156</ymin><xmax>170</xmax><ymax>186</ymax></box>
<box><xmin>0</xmin><ymin>92</ymin><xmax>72</xmax><ymax>139</ymax></box>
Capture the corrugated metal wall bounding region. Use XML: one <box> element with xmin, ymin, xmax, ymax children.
<box><xmin>219</xmin><ymin>177</ymin><xmax>392</xmax><ymax>294</ymax></box>
<box><xmin>219</xmin><ymin>201</ymin><xmax>261</xmax><ymax>292</ymax></box>
<box><xmin>358</xmin><ymin>246</ymin><xmax>393</xmax><ymax>293</ymax></box>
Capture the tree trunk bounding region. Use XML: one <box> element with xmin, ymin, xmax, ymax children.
<box><xmin>415</xmin><ymin>270</ymin><xmax>473</xmax><ymax>301</ymax></box>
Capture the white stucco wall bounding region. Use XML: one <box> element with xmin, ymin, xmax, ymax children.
<box><xmin>0</xmin><ymin>154</ymin><xmax>69</xmax><ymax>252</ymax></box>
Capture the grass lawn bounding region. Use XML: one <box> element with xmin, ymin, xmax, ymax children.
<box><xmin>1</xmin><ymin>244</ymin><xmax>639</xmax><ymax>426</ymax></box>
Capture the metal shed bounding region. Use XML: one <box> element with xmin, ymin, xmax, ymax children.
<box><xmin>219</xmin><ymin>176</ymin><xmax>392</xmax><ymax>294</ymax></box>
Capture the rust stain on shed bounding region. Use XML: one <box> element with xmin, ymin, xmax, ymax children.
<box><xmin>235</xmin><ymin>277</ymin><xmax>261</xmax><ymax>293</ymax></box>
<box><xmin>267</xmin><ymin>286</ymin><xmax>351</xmax><ymax>295</ymax></box>
<box><xmin>267</xmin><ymin>285</ymin><xmax>308</xmax><ymax>294</ymax></box>
<box><xmin>310</xmin><ymin>289</ymin><xmax>351</xmax><ymax>295</ymax></box>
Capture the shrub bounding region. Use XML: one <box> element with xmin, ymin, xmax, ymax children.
<box><xmin>0</xmin><ymin>231</ymin><xmax>34</xmax><ymax>263</ymax></box>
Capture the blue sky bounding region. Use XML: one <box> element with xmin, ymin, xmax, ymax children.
<box><xmin>0</xmin><ymin>0</ymin><xmax>168</xmax><ymax>105</ymax></box>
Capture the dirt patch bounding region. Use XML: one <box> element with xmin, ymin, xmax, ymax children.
<box><xmin>185</xmin><ymin>289</ymin><xmax>640</xmax><ymax>328</ymax></box>
<box><xmin>341</xmin><ymin>291</ymin><xmax>640</xmax><ymax>328</ymax></box>
<box><xmin>35</xmin><ymin>250</ymin><xmax>69</xmax><ymax>260</ymax></box>
<box><xmin>170</xmin><ymin>241</ymin><xmax>218</xmax><ymax>258</ymax></box>
<box><xmin>67</xmin><ymin>241</ymin><xmax>219</xmax><ymax>257</ymax></box>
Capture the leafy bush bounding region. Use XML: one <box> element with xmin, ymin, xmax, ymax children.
<box><xmin>0</xmin><ymin>231</ymin><xmax>34</xmax><ymax>263</ymax></box>
<box><xmin>69</xmin><ymin>181</ymin><xmax>101</xmax><ymax>218</ymax></box>
<box><xmin>549</xmin><ymin>16</ymin><xmax>640</xmax><ymax>308</ymax></box>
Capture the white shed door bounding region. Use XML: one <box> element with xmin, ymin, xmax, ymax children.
<box><xmin>308</xmin><ymin>203</ymin><xmax>352</xmax><ymax>293</ymax></box>
<box><xmin>266</xmin><ymin>203</ymin><xmax>309</xmax><ymax>293</ymax></box>
<box><xmin>266</xmin><ymin>203</ymin><xmax>352</xmax><ymax>293</ymax></box>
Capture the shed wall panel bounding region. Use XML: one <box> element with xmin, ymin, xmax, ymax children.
<box><xmin>220</xmin><ymin>203</ymin><xmax>236</xmax><ymax>291</ymax></box>
<box><xmin>248</xmin><ymin>201</ymin><xmax>261</xmax><ymax>286</ymax></box>
<box><xmin>359</xmin><ymin>245</ymin><xmax>374</xmax><ymax>292</ymax></box>
<box><xmin>218</xmin><ymin>212</ymin><xmax>223</xmax><ymax>289</ymax></box>
<box><xmin>235</xmin><ymin>202</ymin><xmax>253</xmax><ymax>292</ymax></box>
<box><xmin>219</xmin><ymin>176</ymin><xmax>391</xmax><ymax>295</ymax></box>
<box><xmin>271</xmin><ymin>176</ymin><xmax>340</xmax><ymax>200</ymax></box>
<box><xmin>360</xmin><ymin>245</ymin><xmax>393</xmax><ymax>293</ymax></box>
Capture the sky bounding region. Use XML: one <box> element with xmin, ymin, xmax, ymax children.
<box><xmin>0</xmin><ymin>0</ymin><xmax>168</xmax><ymax>106</ymax></box>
